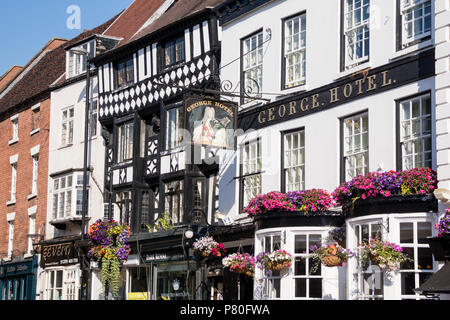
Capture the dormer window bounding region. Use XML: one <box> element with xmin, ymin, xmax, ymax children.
<box><xmin>67</xmin><ymin>40</ymin><xmax>95</xmax><ymax>78</ymax></box>
<box><xmin>115</xmin><ymin>57</ymin><xmax>134</xmax><ymax>89</ymax></box>
<box><xmin>163</xmin><ymin>35</ymin><xmax>185</xmax><ymax>68</ymax></box>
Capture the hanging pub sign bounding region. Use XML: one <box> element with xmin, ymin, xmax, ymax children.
<box><xmin>40</xmin><ymin>242</ymin><xmax>78</xmax><ymax>268</ymax></box>
<box><xmin>185</xmin><ymin>95</ymin><xmax>237</xmax><ymax>150</ymax></box>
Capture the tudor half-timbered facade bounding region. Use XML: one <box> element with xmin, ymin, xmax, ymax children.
<box><xmin>92</xmin><ymin>0</ymin><xmax>243</xmax><ymax>300</ymax></box>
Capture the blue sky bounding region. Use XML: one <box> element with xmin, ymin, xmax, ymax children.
<box><xmin>0</xmin><ymin>0</ymin><xmax>132</xmax><ymax>76</ymax></box>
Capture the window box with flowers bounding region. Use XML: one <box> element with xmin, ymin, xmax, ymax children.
<box><xmin>426</xmin><ymin>209</ymin><xmax>450</xmax><ymax>261</ymax></box>
<box><xmin>87</xmin><ymin>219</ymin><xmax>131</xmax><ymax>298</ymax></box>
<box><xmin>245</xmin><ymin>190</ymin><xmax>345</xmax><ymax>230</ymax></box>
<box><xmin>333</xmin><ymin>168</ymin><xmax>438</xmax><ymax>217</ymax></box>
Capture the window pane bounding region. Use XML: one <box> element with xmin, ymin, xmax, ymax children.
<box><xmin>309</xmin><ymin>278</ymin><xmax>322</xmax><ymax>298</ymax></box>
<box><xmin>295</xmin><ymin>257</ymin><xmax>306</xmax><ymax>276</ymax></box>
<box><xmin>417</xmin><ymin>222</ymin><xmax>432</xmax><ymax>244</ymax></box>
<box><xmin>401</xmin><ymin>272</ymin><xmax>415</xmax><ymax>295</ymax></box>
<box><xmin>295</xmin><ymin>235</ymin><xmax>307</xmax><ymax>253</ymax></box>
<box><xmin>401</xmin><ymin>247</ymin><xmax>415</xmax><ymax>270</ymax></box>
<box><xmin>295</xmin><ymin>278</ymin><xmax>306</xmax><ymax>297</ymax></box>
<box><xmin>417</xmin><ymin>248</ymin><xmax>433</xmax><ymax>270</ymax></box>
<box><xmin>400</xmin><ymin>223</ymin><xmax>414</xmax><ymax>243</ymax></box>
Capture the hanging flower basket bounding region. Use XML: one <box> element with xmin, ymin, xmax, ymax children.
<box><xmin>222</xmin><ymin>252</ymin><xmax>255</xmax><ymax>277</ymax></box>
<box><xmin>309</xmin><ymin>243</ymin><xmax>354</xmax><ymax>272</ymax></box>
<box><xmin>321</xmin><ymin>254</ymin><xmax>343</xmax><ymax>267</ymax></box>
<box><xmin>256</xmin><ymin>250</ymin><xmax>292</xmax><ymax>274</ymax></box>
<box><xmin>193</xmin><ymin>236</ymin><xmax>226</xmax><ymax>258</ymax></box>
<box><xmin>359</xmin><ymin>239</ymin><xmax>411</xmax><ymax>272</ymax></box>
<box><xmin>87</xmin><ymin>219</ymin><xmax>131</xmax><ymax>297</ymax></box>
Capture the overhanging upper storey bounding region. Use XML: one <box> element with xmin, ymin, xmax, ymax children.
<box><xmin>93</xmin><ymin>3</ymin><xmax>224</xmax><ymax>123</ymax></box>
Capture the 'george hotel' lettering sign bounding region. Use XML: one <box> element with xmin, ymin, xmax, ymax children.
<box><xmin>238</xmin><ymin>49</ymin><xmax>434</xmax><ymax>130</ymax></box>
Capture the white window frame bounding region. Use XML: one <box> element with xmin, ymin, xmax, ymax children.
<box><xmin>344</xmin><ymin>0</ymin><xmax>370</xmax><ymax>68</ymax></box>
<box><xmin>241</xmin><ymin>139</ymin><xmax>262</xmax><ymax>210</ymax></box>
<box><xmin>283</xmin><ymin>14</ymin><xmax>306</xmax><ymax>88</ymax></box>
<box><xmin>67</xmin><ymin>40</ymin><xmax>95</xmax><ymax>78</ymax></box>
<box><xmin>258</xmin><ymin>233</ymin><xmax>282</xmax><ymax>300</ymax></box>
<box><xmin>397</xmin><ymin>217</ymin><xmax>436</xmax><ymax>300</ymax></box>
<box><xmin>31</xmin><ymin>155</ymin><xmax>39</xmax><ymax>195</ymax></box>
<box><xmin>165</xmin><ymin>107</ymin><xmax>183</xmax><ymax>151</ymax></box>
<box><xmin>283</xmin><ymin>130</ymin><xmax>305</xmax><ymax>192</ymax></box>
<box><xmin>27</xmin><ymin>214</ymin><xmax>36</xmax><ymax>255</ymax></box>
<box><xmin>52</xmin><ymin>172</ymin><xmax>89</xmax><ymax>220</ymax></box>
<box><xmin>61</xmin><ymin>106</ymin><xmax>74</xmax><ymax>146</ymax></box>
<box><xmin>89</xmin><ymin>99</ymin><xmax>98</xmax><ymax>138</ymax></box>
<box><xmin>350</xmin><ymin>219</ymin><xmax>384</xmax><ymax>300</ymax></box>
<box><xmin>243</xmin><ymin>31</ymin><xmax>263</xmax><ymax>102</ymax></box>
<box><xmin>118</xmin><ymin>121</ymin><xmax>134</xmax><ymax>162</ymax></box>
<box><xmin>400</xmin><ymin>0</ymin><xmax>432</xmax><ymax>48</ymax></box>
<box><xmin>399</xmin><ymin>93</ymin><xmax>432</xmax><ymax>170</ymax></box>
<box><xmin>8</xmin><ymin>221</ymin><xmax>14</xmax><ymax>258</ymax></box>
<box><xmin>11</xmin><ymin>117</ymin><xmax>19</xmax><ymax>142</ymax></box>
<box><xmin>343</xmin><ymin>112</ymin><xmax>369</xmax><ymax>181</ymax></box>
<box><xmin>291</xmin><ymin>232</ymin><xmax>323</xmax><ymax>300</ymax></box>
<box><xmin>10</xmin><ymin>162</ymin><xmax>17</xmax><ymax>202</ymax></box>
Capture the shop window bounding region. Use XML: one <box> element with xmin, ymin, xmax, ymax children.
<box><xmin>343</xmin><ymin>0</ymin><xmax>370</xmax><ymax>69</ymax></box>
<box><xmin>282</xmin><ymin>129</ymin><xmax>305</xmax><ymax>192</ymax></box>
<box><xmin>353</xmin><ymin>221</ymin><xmax>383</xmax><ymax>300</ymax></box>
<box><xmin>283</xmin><ymin>13</ymin><xmax>306</xmax><ymax>89</ymax></box>
<box><xmin>294</xmin><ymin>233</ymin><xmax>323</xmax><ymax>299</ymax></box>
<box><xmin>342</xmin><ymin>112</ymin><xmax>368</xmax><ymax>182</ymax></box>
<box><xmin>259</xmin><ymin>233</ymin><xmax>282</xmax><ymax>299</ymax></box>
<box><xmin>399</xmin><ymin>93</ymin><xmax>432</xmax><ymax>170</ymax></box>
<box><xmin>164</xmin><ymin>180</ymin><xmax>184</xmax><ymax>225</ymax></box>
<box><xmin>399</xmin><ymin>221</ymin><xmax>435</xmax><ymax>299</ymax></box>
<box><xmin>46</xmin><ymin>270</ymin><xmax>63</xmax><ymax>300</ymax></box>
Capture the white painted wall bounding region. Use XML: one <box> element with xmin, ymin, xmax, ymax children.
<box><xmin>46</xmin><ymin>76</ymin><xmax>105</xmax><ymax>238</ymax></box>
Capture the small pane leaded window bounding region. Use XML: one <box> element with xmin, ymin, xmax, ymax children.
<box><xmin>118</xmin><ymin>121</ymin><xmax>134</xmax><ymax>163</ymax></box>
<box><xmin>164</xmin><ymin>36</ymin><xmax>185</xmax><ymax>67</ymax></box>
<box><xmin>116</xmin><ymin>57</ymin><xmax>134</xmax><ymax>88</ymax></box>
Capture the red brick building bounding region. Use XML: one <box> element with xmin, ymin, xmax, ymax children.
<box><xmin>0</xmin><ymin>38</ymin><xmax>67</xmax><ymax>300</ymax></box>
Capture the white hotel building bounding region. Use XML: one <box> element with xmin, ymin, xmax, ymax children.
<box><xmin>215</xmin><ymin>0</ymin><xmax>450</xmax><ymax>300</ymax></box>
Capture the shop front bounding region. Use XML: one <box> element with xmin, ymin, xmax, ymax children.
<box><xmin>0</xmin><ymin>256</ymin><xmax>38</xmax><ymax>300</ymax></box>
<box><xmin>38</xmin><ymin>239</ymin><xmax>80</xmax><ymax>300</ymax></box>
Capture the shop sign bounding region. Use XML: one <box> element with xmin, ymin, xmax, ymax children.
<box><xmin>128</xmin><ymin>292</ymin><xmax>148</xmax><ymax>300</ymax></box>
<box><xmin>0</xmin><ymin>261</ymin><xmax>33</xmax><ymax>277</ymax></box>
<box><xmin>185</xmin><ymin>96</ymin><xmax>237</xmax><ymax>150</ymax></box>
<box><xmin>145</xmin><ymin>253</ymin><xmax>184</xmax><ymax>262</ymax></box>
<box><xmin>40</xmin><ymin>242</ymin><xmax>78</xmax><ymax>268</ymax></box>
<box><xmin>239</xmin><ymin>49</ymin><xmax>435</xmax><ymax>130</ymax></box>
